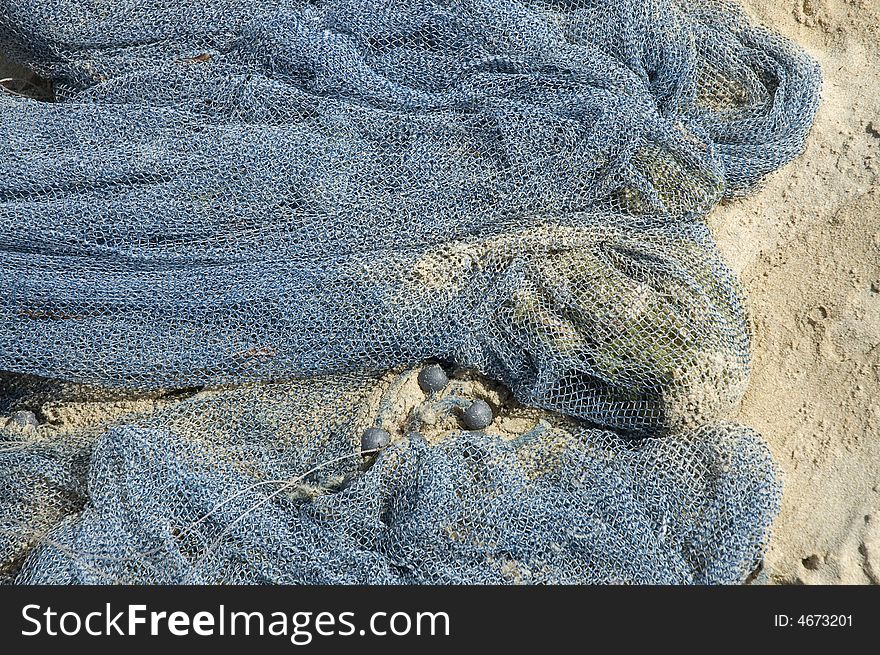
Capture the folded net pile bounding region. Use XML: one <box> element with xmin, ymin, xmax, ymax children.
<box><xmin>0</xmin><ymin>0</ymin><xmax>819</xmax><ymax>584</ymax></box>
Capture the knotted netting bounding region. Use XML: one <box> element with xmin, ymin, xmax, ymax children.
<box><xmin>0</xmin><ymin>0</ymin><xmax>819</xmax><ymax>584</ymax></box>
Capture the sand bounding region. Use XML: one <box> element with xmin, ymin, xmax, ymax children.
<box><xmin>2</xmin><ymin>1</ymin><xmax>877</xmax><ymax>584</ymax></box>
<box><xmin>709</xmin><ymin>0</ymin><xmax>880</xmax><ymax>583</ymax></box>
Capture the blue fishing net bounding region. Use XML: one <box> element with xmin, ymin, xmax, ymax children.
<box><xmin>4</xmin><ymin>373</ymin><xmax>781</xmax><ymax>585</ymax></box>
<box><xmin>0</xmin><ymin>0</ymin><xmax>819</xmax><ymax>584</ymax></box>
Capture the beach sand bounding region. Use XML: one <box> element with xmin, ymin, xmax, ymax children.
<box><xmin>710</xmin><ymin>0</ymin><xmax>880</xmax><ymax>584</ymax></box>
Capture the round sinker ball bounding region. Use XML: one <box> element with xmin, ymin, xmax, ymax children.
<box><xmin>417</xmin><ymin>364</ymin><xmax>449</xmax><ymax>394</ymax></box>
<box><xmin>461</xmin><ymin>400</ymin><xmax>493</xmax><ymax>430</ymax></box>
<box><xmin>8</xmin><ymin>410</ymin><xmax>38</xmax><ymax>430</ymax></box>
<box><xmin>361</xmin><ymin>427</ymin><xmax>391</xmax><ymax>453</ymax></box>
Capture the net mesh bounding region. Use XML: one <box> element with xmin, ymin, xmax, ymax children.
<box><xmin>0</xmin><ymin>0</ymin><xmax>819</xmax><ymax>584</ymax></box>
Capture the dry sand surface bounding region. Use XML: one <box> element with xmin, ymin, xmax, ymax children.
<box><xmin>711</xmin><ymin>0</ymin><xmax>880</xmax><ymax>583</ymax></box>
<box><xmin>1</xmin><ymin>1</ymin><xmax>877</xmax><ymax>584</ymax></box>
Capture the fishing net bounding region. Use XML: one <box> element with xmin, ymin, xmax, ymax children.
<box><xmin>0</xmin><ymin>0</ymin><xmax>819</xmax><ymax>584</ymax></box>
<box><xmin>1</xmin><ymin>372</ymin><xmax>781</xmax><ymax>585</ymax></box>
